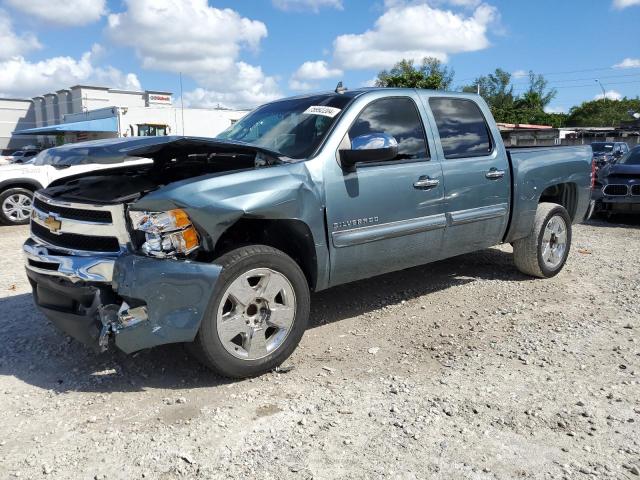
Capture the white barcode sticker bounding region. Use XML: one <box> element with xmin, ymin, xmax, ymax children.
<box><xmin>302</xmin><ymin>106</ymin><xmax>342</xmax><ymax>118</ymax></box>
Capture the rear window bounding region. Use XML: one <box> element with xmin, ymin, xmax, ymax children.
<box><xmin>429</xmin><ymin>97</ymin><xmax>493</xmax><ymax>159</ymax></box>
<box><xmin>619</xmin><ymin>147</ymin><xmax>640</xmax><ymax>165</ymax></box>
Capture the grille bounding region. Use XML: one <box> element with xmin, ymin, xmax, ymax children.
<box><xmin>603</xmin><ymin>184</ymin><xmax>628</xmax><ymax>196</ymax></box>
<box><xmin>32</xmin><ymin>222</ymin><xmax>120</xmax><ymax>253</ymax></box>
<box><xmin>632</xmin><ymin>185</ymin><xmax>640</xmax><ymax>196</ymax></box>
<box><xmin>33</xmin><ymin>197</ymin><xmax>112</xmax><ymax>223</ymax></box>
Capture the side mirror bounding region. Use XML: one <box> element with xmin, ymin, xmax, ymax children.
<box><xmin>339</xmin><ymin>133</ymin><xmax>398</xmax><ymax>170</ymax></box>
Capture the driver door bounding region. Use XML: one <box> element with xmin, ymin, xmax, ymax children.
<box><xmin>324</xmin><ymin>95</ymin><xmax>446</xmax><ymax>286</ymax></box>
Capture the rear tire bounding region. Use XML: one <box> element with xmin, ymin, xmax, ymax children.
<box><xmin>190</xmin><ymin>245</ymin><xmax>310</xmax><ymax>378</ymax></box>
<box><xmin>513</xmin><ymin>202</ymin><xmax>572</xmax><ymax>278</ymax></box>
<box><xmin>0</xmin><ymin>188</ymin><xmax>33</xmax><ymax>225</ymax></box>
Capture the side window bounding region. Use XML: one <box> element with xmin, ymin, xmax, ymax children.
<box><xmin>429</xmin><ymin>97</ymin><xmax>493</xmax><ymax>159</ymax></box>
<box><xmin>349</xmin><ymin>97</ymin><xmax>428</xmax><ymax>161</ymax></box>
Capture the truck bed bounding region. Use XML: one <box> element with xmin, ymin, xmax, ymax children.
<box><xmin>504</xmin><ymin>145</ymin><xmax>592</xmax><ymax>243</ymax></box>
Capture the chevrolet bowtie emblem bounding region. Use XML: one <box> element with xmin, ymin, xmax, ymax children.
<box><xmin>44</xmin><ymin>215</ymin><xmax>62</xmax><ymax>233</ymax></box>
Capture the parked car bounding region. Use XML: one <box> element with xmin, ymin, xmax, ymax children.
<box><xmin>23</xmin><ymin>89</ymin><xmax>591</xmax><ymax>378</ymax></box>
<box><xmin>9</xmin><ymin>149</ymin><xmax>40</xmax><ymax>164</ymax></box>
<box><xmin>0</xmin><ymin>150</ymin><xmax>150</xmax><ymax>225</ymax></box>
<box><xmin>592</xmin><ymin>145</ymin><xmax>640</xmax><ymax>215</ymax></box>
<box><xmin>591</xmin><ymin>141</ymin><xmax>629</xmax><ymax>169</ymax></box>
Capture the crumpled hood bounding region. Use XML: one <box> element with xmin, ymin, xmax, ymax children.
<box><xmin>36</xmin><ymin>136</ymin><xmax>287</xmax><ymax>166</ymax></box>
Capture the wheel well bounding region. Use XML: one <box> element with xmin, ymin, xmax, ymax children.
<box><xmin>539</xmin><ymin>183</ymin><xmax>578</xmax><ymax>220</ymax></box>
<box><xmin>213</xmin><ymin>218</ymin><xmax>318</xmax><ymax>290</ymax></box>
<box><xmin>0</xmin><ymin>181</ymin><xmax>40</xmax><ymax>194</ymax></box>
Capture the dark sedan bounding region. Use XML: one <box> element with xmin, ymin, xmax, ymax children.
<box><xmin>591</xmin><ymin>141</ymin><xmax>629</xmax><ymax>169</ymax></box>
<box><xmin>593</xmin><ymin>145</ymin><xmax>640</xmax><ymax>215</ymax></box>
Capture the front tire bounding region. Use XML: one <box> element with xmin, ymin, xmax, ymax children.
<box><xmin>190</xmin><ymin>245</ymin><xmax>310</xmax><ymax>378</ymax></box>
<box><xmin>0</xmin><ymin>188</ymin><xmax>33</xmax><ymax>225</ymax></box>
<box><xmin>513</xmin><ymin>202</ymin><xmax>572</xmax><ymax>278</ymax></box>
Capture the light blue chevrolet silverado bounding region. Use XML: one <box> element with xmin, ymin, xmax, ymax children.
<box><xmin>24</xmin><ymin>89</ymin><xmax>592</xmax><ymax>378</ymax></box>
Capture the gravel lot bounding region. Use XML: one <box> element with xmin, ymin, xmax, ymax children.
<box><xmin>1</xmin><ymin>218</ymin><xmax>639</xmax><ymax>480</ymax></box>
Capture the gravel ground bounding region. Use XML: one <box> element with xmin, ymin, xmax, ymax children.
<box><xmin>0</xmin><ymin>218</ymin><xmax>639</xmax><ymax>480</ymax></box>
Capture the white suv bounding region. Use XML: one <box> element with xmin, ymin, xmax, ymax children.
<box><xmin>0</xmin><ymin>152</ymin><xmax>149</xmax><ymax>225</ymax></box>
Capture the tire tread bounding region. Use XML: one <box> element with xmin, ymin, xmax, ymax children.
<box><xmin>513</xmin><ymin>202</ymin><xmax>571</xmax><ymax>278</ymax></box>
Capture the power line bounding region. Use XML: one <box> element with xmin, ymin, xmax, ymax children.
<box><xmin>510</xmin><ymin>79</ymin><xmax>640</xmax><ymax>93</ymax></box>
<box><xmin>509</xmin><ymin>72</ymin><xmax>640</xmax><ymax>86</ymax></box>
<box><xmin>456</xmin><ymin>64</ymin><xmax>640</xmax><ymax>84</ymax></box>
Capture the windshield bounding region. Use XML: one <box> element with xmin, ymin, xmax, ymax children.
<box><xmin>591</xmin><ymin>143</ymin><xmax>614</xmax><ymax>153</ymax></box>
<box><xmin>618</xmin><ymin>147</ymin><xmax>640</xmax><ymax>165</ymax></box>
<box><xmin>217</xmin><ymin>94</ymin><xmax>354</xmax><ymax>159</ymax></box>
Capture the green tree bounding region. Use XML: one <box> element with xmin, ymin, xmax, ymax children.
<box><xmin>462</xmin><ymin>68</ymin><xmax>565</xmax><ymax>126</ymax></box>
<box><xmin>566</xmin><ymin>97</ymin><xmax>640</xmax><ymax>127</ymax></box>
<box><xmin>462</xmin><ymin>68</ymin><xmax>517</xmax><ymax>123</ymax></box>
<box><xmin>375</xmin><ymin>57</ymin><xmax>454</xmax><ymax>90</ymax></box>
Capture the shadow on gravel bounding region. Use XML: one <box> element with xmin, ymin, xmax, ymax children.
<box><xmin>308</xmin><ymin>247</ymin><xmax>528</xmax><ymax>328</ymax></box>
<box><xmin>0</xmin><ymin>248</ymin><xmax>525</xmax><ymax>393</ymax></box>
<box><xmin>586</xmin><ymin>214</ymin><xmax>640</xmax><ymax>228</ymax></box>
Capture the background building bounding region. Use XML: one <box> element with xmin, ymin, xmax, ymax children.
<box><xmin>0</xmin><ymin>98</ymin><xmax>37</xmax><ymax>153</ymax></box>
<box><xmin>0</xmin><ymin>85</ymin><xmax>248</xmax><ymax>153</ymax></box>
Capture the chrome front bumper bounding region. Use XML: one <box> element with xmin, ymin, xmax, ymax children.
<box><xmin>24</xmin><ymin>238</ymin><xmax>223</xmax><ymax>353</ymax></box>
<box><xmin>23</xmin><ymin>237</ymin><xmax>116</xmax><ymax>283</ymax></box>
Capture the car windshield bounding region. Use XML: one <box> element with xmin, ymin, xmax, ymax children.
<box><xmin>591</xmin><ymin>143</ymin><xmax>614</xmax><ymax>153</ymax></box>
<box><xmin>217</xmin><ymin>94</ymin><xmax>355</xmax><ymax>159</ymax></box>
<box><xmin>618</xmin><ymin>147</ymin><xmax>640</xmax><ymax>165</ymax></box>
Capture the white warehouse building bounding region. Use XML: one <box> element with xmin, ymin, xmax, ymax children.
<box><xmin>0</xmin><ymin>85</ymin><xmax>248</xmax><ymax>153</ymax></box>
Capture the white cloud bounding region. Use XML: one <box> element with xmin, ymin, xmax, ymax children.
<box><xmin>289</xmin><ymin>60</ymin><xmax>342</xmax><ymax>90</ymax></box>
<box><xmin>288</xmin><ymin>79</ymin><xmax>315</xmax><ymax>91</ymax></box>
<box><xmin>107</xmin><ymin>0</ymin><xmax>266</xmax><ymax>74</ymax></box>
<box><xmin>272</xmin><ymin>0</ymin><xmax>343</xmax><ymax>12</ymax></box>
<box><xmin>0</xmin><ymin>45</ymin><xmax>141</xmax><ymax>97</ymax></box>
<box><xmin>332</xmin><ymin>1</ymin><xmax>498</xmax><ymax>70</ymax></box>
<box><xmin>184</xmin><ymin>63</ymin><xmax>281</xmax><ymax>109</ymax></box>
<box><xmin>360</xmin><ymin>77</ymin><xmax>378</xmax><ymax>87</ymax></box>
<box><xmin>0</xmin><ymin>10</ymin><xmax>41</xmax><ymax>61</ymax></box>
<box><xmin>107</xmin><ymin>0</ymin><xmax>279</xmax><ymax>109</ymax></box>
<box><xmin>4</xmin><ymin>0</ymin><xmax>107</xmax><ymax>26</ymax></box>
<box><xmin>612</xmin><ymin>0</ymin><xmax>640</xmax><ymax>8</ymax></box>
<box><xmin>613</xmin><ymin>58</ymin><xmax>640</xmax><ymax>69</ymax></box>
<box><xmin>544</xmin><ymin>105</ymin><xmax>566</xmax><ymax>114</ymax></box>
<box><xmin>594</xmin><ymin>90</ymin><xmax>622</xmax><ymax>101</ymax></box>
<box><xmin>293</xmin><ymin>60</ymin><xmax>343</xmax><ymax>80</ymax></box>
<box><xmin>512</xmin><ymin>69</ymin><xmax>528</xmax><ymax>78</ymax></box>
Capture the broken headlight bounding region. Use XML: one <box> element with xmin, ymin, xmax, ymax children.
<box><xmin>128</xmin><ymin>209</ymin><xmax>200</xmax><ymax>258</ymax></box>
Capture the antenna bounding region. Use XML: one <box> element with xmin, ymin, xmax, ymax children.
<box><xmin>335</xmin><ymin>81</ymin><xmax>347</xmax><ymax>94</ymax></box>
<box><xmin>179</xmin><ymin>72</ymin><xmax>185</xmax><ymax>135</ymax></box>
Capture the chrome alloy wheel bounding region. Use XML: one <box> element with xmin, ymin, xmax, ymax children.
<box><xmin>2</xmin><ymin>193</ymin><xmax>32</xmax><ymax>222</ymax></box>
<box><xmin>216</xmin><ymin>267</ymin><xmax>296</xmax><ymax>360</ymax></box>
<box><xmin>541</xmin><ymin>214</ymin><xmax>567</xmax><ymax>269</ymax></box>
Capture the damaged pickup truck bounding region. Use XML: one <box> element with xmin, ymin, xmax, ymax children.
<box><xmin>24</xmin><ymin>89</ymin><xmax>592</xmax><ymax>378</ymax></box>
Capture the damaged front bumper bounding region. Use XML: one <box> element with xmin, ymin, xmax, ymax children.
<box><xmin>24</xmin><ymin>238</ymin><xmax>221</xmax><ymax>353</ymax></box>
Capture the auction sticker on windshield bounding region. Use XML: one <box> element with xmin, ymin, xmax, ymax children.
<box><xmin>303</xmin><ymin>106</ymin><xmax>342</xmax><ymax>118</ymax></box>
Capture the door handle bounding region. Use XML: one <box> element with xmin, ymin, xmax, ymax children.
<box><xmin>414</xmin><ymin>176</ymin><xmax>440</xmax><ymax>189</ymax></box>
<box><xmin>485</xmin><ymin>169</ymin><xmax>505</xmax><ymax>180</ymax></box>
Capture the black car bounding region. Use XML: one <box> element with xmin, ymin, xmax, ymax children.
<box><xmin>591</xmin><ymin>141</ymin><xmax>629</xmax><ymax>169</ymax></box>
<box><xmin>593</xmin><ymin>145</ymin><xmax>640</xmax><ymax>215</ymax></box>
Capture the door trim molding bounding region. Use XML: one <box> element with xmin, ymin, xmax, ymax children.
<box><xmin>448</xmin><ymin>203</ymin><xmax>508</xmax><ymax>226</ymax></box>
<box><xmin>332</xmin><ymin>213</ymin><xmax>446</xmax><ymax>248</ymax></box>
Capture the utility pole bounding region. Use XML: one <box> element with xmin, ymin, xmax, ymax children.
<box><xmin>595</xmin><ymin>79</ymin><xmax>606</xmax><ymax>102</ymax></box>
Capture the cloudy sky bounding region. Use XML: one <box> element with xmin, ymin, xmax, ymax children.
<box><xmin>0</xmin><ymin>0</ymin><xmax>638</xmax><ymax>113</ymax></box>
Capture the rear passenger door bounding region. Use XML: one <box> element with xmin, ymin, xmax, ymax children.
<box><xmin>424</xmin><ymin>96</ymin><xmax>510</xmax><ymax>255</ymax></box>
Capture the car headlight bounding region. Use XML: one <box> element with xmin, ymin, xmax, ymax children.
<box><xmin>128</xmin><ymin>209</ymin><xmax>200</xmax><ymax>258</ymax></box>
